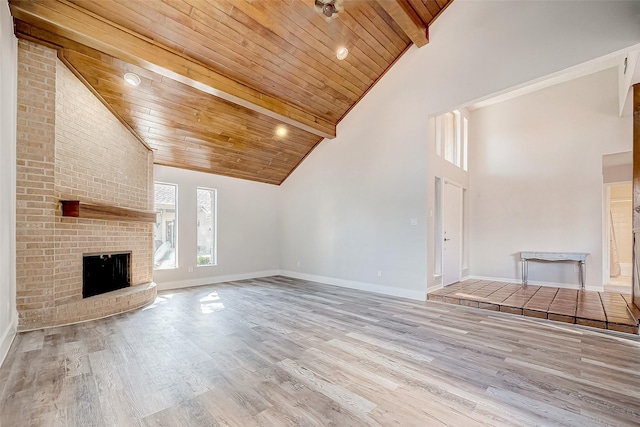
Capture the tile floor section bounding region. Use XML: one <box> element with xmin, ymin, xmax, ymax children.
<box><xmin>428</xmin><ymin>279</ymin><xmax>639</xmax><ymax>334</ymax></box>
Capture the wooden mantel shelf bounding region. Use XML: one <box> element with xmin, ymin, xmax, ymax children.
<box><xmin>61</xmin><ymin>201</ymin><xmax>157</xmax><ymax>223</ymax></box>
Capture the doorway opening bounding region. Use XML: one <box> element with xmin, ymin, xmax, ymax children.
<box><xmin>606</xmin><ymin>182</ymin><xmax>632</xmax><ymax>292</ymax></box>
<box><xmin>443</xmin><ymin>180</ymin><xmax>462</xmax><ymax>285</ymax></box>
<box><xmin>435</xmin><ymin>177</ymin><xmax>466</xmax><ymax>287</ymax></box>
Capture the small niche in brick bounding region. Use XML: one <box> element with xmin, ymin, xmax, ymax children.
<box><xmin>83</xmin><ymin>252</ymin><xmax>131</xmax><ymax>298</ymax></box>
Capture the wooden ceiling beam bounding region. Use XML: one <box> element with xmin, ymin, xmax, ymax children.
<box><xmin>376</xmin><ymin>0</ymin><xmax>429</xmax><ymax>48</ymax></box>
<box><xmin>9</xmin><ymin>0</ymin><xmax>336</xmax><ymax>139</ymax></box>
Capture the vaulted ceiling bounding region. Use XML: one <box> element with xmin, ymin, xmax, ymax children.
<box><xmin>10</xmin><ymin>0</ymin><xmax>453</xmax><ymax>184</ymax></box>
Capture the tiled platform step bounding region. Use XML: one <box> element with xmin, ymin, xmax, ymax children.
<box><xmin>428</xmin><ymin>280</ymin><xmax>639</xmax><ymax>334</ymax></box>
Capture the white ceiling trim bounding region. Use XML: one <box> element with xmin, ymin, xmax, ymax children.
<box><xmin>466</xmin><ymin>42</ymin><xmax>640</xmax><ymax>112</ymax></box>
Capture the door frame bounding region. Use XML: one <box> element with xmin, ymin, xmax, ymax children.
<box><xmin>603</xmin><ymin>181</ymin><xmax>632</xmax><ymax>285</ymax></box>
<box><xmin>441</xmin><ymin>178</ymin><xmax>464</xmax><ymax>286</ymax></box>
<box><xmin>603</xmin><ymin>182</ymin><xmax>612</xmax><ymax>284</ymax></box>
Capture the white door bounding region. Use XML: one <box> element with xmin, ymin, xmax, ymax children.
<box><xmin>443</xmin><ymin>180</ymin><xmax>462</xmax><ymax>286</ymax></box>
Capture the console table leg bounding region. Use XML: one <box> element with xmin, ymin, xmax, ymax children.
<box><xmin>519</xmin><ymin>252</ymin><xmax>588</xmax><ymax>289</ymax></box>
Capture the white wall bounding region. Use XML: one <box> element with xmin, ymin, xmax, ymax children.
<box><xmin>279</xmin><ymin>1</ymin><xmax>640</xmax><ymax>299</ymax></box>
<box><xmin>426</xmin><ymin>109</ymin><xmax>471</xmax><ymax>289</ymax></box>
<box><xmin>469</xmin><ymin>68</ymin><xmax>631</xmax><ymax>289</ymax></box>
<box><xmin>0</xmin><ymin>0</ymin><xmax>17</xmax><ymax>366</ymax></box>
<box><xmin>153</xmin><ymin>165</ymin><xmax>280</xmax><ymax>290</ymax></box>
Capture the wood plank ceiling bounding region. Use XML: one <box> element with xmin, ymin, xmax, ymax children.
<box><xmin>10</xmin><ymin>0</ymin><xmax>453</xmax><ymax>185</ymax></box>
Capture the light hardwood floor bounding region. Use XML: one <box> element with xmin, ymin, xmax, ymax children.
<box><xmin>1</xmin><ymin>276</ymin><xmax>640</xmax><ymax>426</ymax></box>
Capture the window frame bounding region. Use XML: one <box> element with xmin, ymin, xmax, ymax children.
<box><xmin>153</xmin><ymin>181</ymin><xmax>178</xmax><ymax>270</ymax></box>
<box><xmin>434</xmin><ymin>110</ymin><xmax>468</xmax><ymax>171</ymax></box>
<box><xmin>196</xmin><ymin>187</ymin><xmax>217</xmax><ymax>267</ymax></box>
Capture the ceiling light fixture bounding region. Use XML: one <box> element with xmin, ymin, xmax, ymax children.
<box><xmin>123</xmin><ymin>72</ymin><xmax>141</xmax><ymax>86</ymax></box>
<box><xmin>314</xmin><ymin>0</ymin><xmax>343</xmax><ymax>19</ymax></box>
<box><xmin>275</xmin><ymin>126</ymin><xmax>287</xmax><ymax>137</ymax></box>
<box><xmin>321</xmin><ymin>3</ymin><xmax>336</xmax><ymax>17</ymax></box>
<box><xmin>336</xmin><ymin>47</ymin><xmax>349</xmax><ymax>60</ymax></box>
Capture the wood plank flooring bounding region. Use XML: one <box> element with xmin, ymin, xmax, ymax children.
<box><xmin>1</xmin><ymin>276</ymin><xmax>640</xmax><ymax>426</ymax></box>
<box><xmin>429</xmin><ymin>279</ymin><xmax>639</xmax><ymax>334</ymax></box>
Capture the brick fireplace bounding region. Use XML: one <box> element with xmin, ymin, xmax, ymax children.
<box><xmin>16</xmin><ymin>40</ymin><xmax>156</xmax><ymax>330</ymax></box>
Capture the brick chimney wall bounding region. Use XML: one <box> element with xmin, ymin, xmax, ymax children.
<box><xmin>16</xmin><ymin>40</ymin><xmax>155</xmax><ymax>329</ymax></box>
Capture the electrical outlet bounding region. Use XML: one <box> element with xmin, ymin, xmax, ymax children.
<box><xmin>377</xmin><ymin>270</ymin><xmax>382</xmax><ymax>278</ymax></box>
<box><xmin>410</xmin><ymin>218</ymin><xmax>418</xmax><ymax>226</ymax></box>
<box><xmin>296</xmin><ymin>261</ymin><xmax>300</xmax><ymax>267</ymax></box>
<box><xmin>188</xmin><ymin>266</ymin><xmax>194</xmax><ymax>273</ymax></box>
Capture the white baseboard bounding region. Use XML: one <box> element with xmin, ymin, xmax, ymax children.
<box><xmin>0</xmin><ymin>312</ymin><xmax>17</xmax><ymax>369</ymax></box>
<box><xmin>428</xmin><ymin>275</ymin><xmax>472</xmax><ymax>294</ymax></box>
<box><xmin>427</xmin><ymin>283</ymin><xmax>444</xmax><ymax>293</ymax></box>
<box><xmin>620</xmin><ymin>263</ymin><xmax>632</xmax><ymax>277</ymax></box>
<box><xmin>280</xmin><ymin>270</ymin><xmax>426</xmax><ymax>301</ymax></box>
<box><xmin>468</xmin><ymin>275</ymin><xmax>603</xmax><ymax>292</ymax></box>
<box><xmin>156</xmin><ymin>270</ymin><xmax>281</xmax><ymax>291</ymax></box>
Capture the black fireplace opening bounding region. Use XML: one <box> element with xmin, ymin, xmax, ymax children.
<box><xmin>83</xmin><ymin>252</ymin><xmax>131</xmax><ymax>298</ymax></box>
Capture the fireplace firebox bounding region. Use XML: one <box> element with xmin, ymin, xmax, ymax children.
<box><xmin>83</xmin><ymin>252</ymin><xmax>131</xmax><ymax>298</ymax></box>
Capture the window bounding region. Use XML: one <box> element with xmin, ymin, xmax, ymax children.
<box><xmin>196</xmin><ymin>188</ymin><xmax>217</xmax><ymax>266</ymax></box>
<box><xmin>443</xmin><ymin>111</ymin><xmax>457</xmax><ymax>165</ymax></box>
<box><xmin>435</xmin><ymin>109</ymin><xmax>468</xmax><ymax>170</ymax></box>
<box><xmin>462</xmin><ymin>117</ymin><xmax>469</xmax><ymax>171</ymax></box>
<box><xmin>154</xmin><ymin>183</ymin><xmax>177</xmax><ymax>269</ymax></box>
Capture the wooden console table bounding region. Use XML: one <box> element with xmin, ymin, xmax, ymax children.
<box><xmin>520</xmin><ymin>252</ymin><xmax>588</xmax><ymax>290</ymax></box>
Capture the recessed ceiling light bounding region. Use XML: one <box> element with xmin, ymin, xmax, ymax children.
<box><xmin>123</xmin><ymin>72</ymin><xmax>141</xmax><ymax>86</ymax></box>
<box><xmin>336</xmin><ymin>47</ymin><xmax>348</xmax><ymax>60</ymax></box>
<box><xmin>275</xmin><ymin>126</ymin><xmax>287</xmax><ymax>137</ymax></box>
